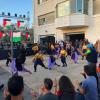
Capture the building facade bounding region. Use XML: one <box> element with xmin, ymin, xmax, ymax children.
<box><xmin>34</xmin><ymin>0</ymin><xmax>100</xmax><ymax>44</ymax></box>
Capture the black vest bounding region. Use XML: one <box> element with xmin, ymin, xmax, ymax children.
<box><xmin>86</xmin><ymin>49</ymin><xmax>97</xmax><ymax>63</ymax></box>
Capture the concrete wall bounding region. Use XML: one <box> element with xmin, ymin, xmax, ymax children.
<box><xmin>94</xmin><ymin>0</ymin><xmax>100</xmax><ymax>14</ymax></box>
<box><xmin>36</xmin><ymin>0</ymin><xmax>55</xmax><ymax>16</ymax></box>
<box><xmin>34</xmin><ymin>23</ymin><xmax>64</xmax><ymax>42</ymax></box>
<box><xmin>38</xmin><ymin>12</ymin><xmax>55</xmax><ymax>25</ymax></box>
<box><xmin>86</xmin><ymin>15</ymin><xmax>100</xmax><ymax>43</ymax></box>
<box><xmin>56</xmin><ymin>0</ymin><xmax>66</xmax><ymax>4</ymax></box>
<box><xmin>36</xmin><ymin>23</ymin><xmax>55</xmax><ymax>35</ymax></box>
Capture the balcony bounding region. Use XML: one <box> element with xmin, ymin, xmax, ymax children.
<box><xmin>55</xmin><ymin>14</ymin><xmax>89</xmax><ymax>29</ymax></box>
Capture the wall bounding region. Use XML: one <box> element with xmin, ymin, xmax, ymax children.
<box><xmin>36</xmin><ymin>0</ymin><xmax>56</xmax><ymax>16</ymax></box>
<box><xmin>86</xmin><ymin>15</ymin><xmax>100</xmax><ymax>43</ymax></box>
<box><xmin>94</xmin><ymin>0</ymin><xmax>100</xmax><ymax>15</ymax></box>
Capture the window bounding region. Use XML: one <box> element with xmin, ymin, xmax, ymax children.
<box><xmin>77</xmin><ymin>0</ymin><xmax>83</xmax><ymax>13</ymax></box>
<box><xmin>70</xmin><ymin>0</ymin><xmax>76</xmax><ymax>14</ymax></box>
<box><xmin>38</xmin><ymin>12</ymin><xmax>55</xmax><ymax>25</ymax></box>
<box><xmin>84</xmin><ymin>0</ymin><xmax>88</xmax><ymax>14</ymax></box>
<box><xmin>57</xmin><ymin>1</ymin><xmax>70</xmax><ymax>17</ymax></box>
<box><xmin>38</xmin><ymin>18</ymin><xmax>46</xmax><ymax>25</ymax></box>
<box><xmin>71</xmin><ymin>0</ymin><xmax>88</xmax><ymax>14</ymax></box>
<box><xmin>38</xmin><ymin>0</ymin><xmax>48</xmax><ymax>4</ymax></box>
<box><xmin>56</xmin><ymin>0</ymin><xmax>88</xmax><ymax>17</ymax></box>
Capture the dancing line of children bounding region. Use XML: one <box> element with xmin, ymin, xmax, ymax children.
<box><xmin>32</xmin><ymin>45</ymin><xmax>79</xmax><ymax>72</ymax></box>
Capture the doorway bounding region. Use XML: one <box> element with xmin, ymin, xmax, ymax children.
<box><xmin>40</xmin><ymin>35</ymin><xmax>55</xmax><ymax>46</ymax></box>
<box><xmin>65</xmin><ymin>33</ymin><xmax>85</xmax><ymax>41</ymax></box>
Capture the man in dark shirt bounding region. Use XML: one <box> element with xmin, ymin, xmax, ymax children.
<box><xmin>6</xmin><ymin>50</ymin><xmax>11</xmax><ymax>66</ymax></box>
<box><xmin>19</xmin><ymin>45</ymin><xmax>26</xmax><ymax>64</ymax></box>
<box><xmin>38</xmin><ymin>78</ymin><xmax>58</xmax><ymax>100</ymax></box>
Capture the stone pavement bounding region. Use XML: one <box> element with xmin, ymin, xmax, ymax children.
<box><xmin>0</xmin><ymin>67</ymin><xmax>33</xmax><ymax>100</ymax></box>
<box><xmin>0</xmin><ymin>56</ymin><xmax>100</xmax><ymax>99</ymax></box>
<box><xmin>0</xmin><ymin>56</ymin><xmax>86</xmax><ymax>91</ymax></box>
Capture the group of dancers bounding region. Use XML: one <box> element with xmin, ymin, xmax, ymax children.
<box><xmin>32</xmin><ymin>39</ymin><xmax>100</xmax><ymax>72</ymax></box>
<box><xmin>32</xmin><ymin>41</ymin><xmax>83</xmax><ymax>72</ymax></box>
<box><xmin>6</xmin><ymin>39</ymin><xmax>100</xmax><ymax>74</ymax></box>
<box><xmin>32</xmin><ymin>47</ymin><xmax>67</xmax><ymax>72</ymax></box>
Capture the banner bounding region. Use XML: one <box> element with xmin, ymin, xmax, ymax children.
<box><xmin>3</xmin><ymin>19</ymin><xmax>11</xmax><ymax>29</ymax></box>
<box><xmin>13</xmin><ymin>32</ymin><xmax>21</xmax><ymax>42</ymax></box>
<box><xmin>0</xmin><ymin>31</ymin><xmax>3</xmax><ymax>38</ymax></box>
<box><xmin>17</xmin><ymin>20</ymin><xmax>25</xmax><ymax>29</ymax></box>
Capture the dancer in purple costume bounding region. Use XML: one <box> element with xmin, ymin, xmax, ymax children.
<box><xmin>48</xmin><ymin>55</ymin><xmax>60</xmax><ymax>70</ymax></box>
<box><xmin>71</xmin><ymin>47</ymin><xmax>78</xmax><ymax>64</ymax></box>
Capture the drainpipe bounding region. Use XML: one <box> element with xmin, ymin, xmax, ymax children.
<box><xmin>88</xmin><ymin>0</ymin><xmax>93</xmax><ymax>16</ymax></box>
<box><xmin>88</xmin><ymin>0</ymin><xmax>93</xmax><ymax>26</ymax></box>
<box><xmin>33</xmin><ymin>0</ymin><xmax>37</xmax><ymax>43</ymax></box>
<box><xmin>88</xmin><ymin>0</ymin><xmax>94</xmax><ymax>42</ymax></box>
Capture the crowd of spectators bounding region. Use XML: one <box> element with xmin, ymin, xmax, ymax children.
<box><xmin>1</xmin><ymin>64</ymin><xmax>100</xmax><ymax>100</ymax></box>
<box><xmin>0</xmin><ymin>39</ymin><xmax>100</xmax><ymax>100</ymax></box>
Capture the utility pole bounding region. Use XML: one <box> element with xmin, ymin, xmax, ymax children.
<box><xmin>10</xmin><ymin>25</ymin><xmax>13</xmax><ymax>59</ymax></box>
<box><xmin>27</xmin><ymin>11</ymin><xmax>30</xmax><ymax>29</ymax></box>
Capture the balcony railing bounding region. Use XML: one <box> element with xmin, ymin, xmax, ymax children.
<box><xmin>55</xmin><ymin>14</ymin><xmax>89</xmax><ymax>29</ymax></box>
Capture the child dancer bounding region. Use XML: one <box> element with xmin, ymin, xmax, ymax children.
<box><xmin>56</xmin><ymin>45</ymin><xmax>61</xmax><ymax>59</ymax></box>
<box><xmin>48</xmin><ymin>55</ymin><xmax>60</xmax><ymax>70</ymax></box>
<box><xmin>60</xmin><ymin>48</ymin><xmax>67</xmax><ymax>67</ymax></box>
<box><xmin>33</xmin><ymin>51</ymin><xmax>48</xmax><ymax>72</ymax></box>
<box><xmin>71</xmin><ymin>47</ymin><xmax>78</xmax><ymax>64</ymax></box>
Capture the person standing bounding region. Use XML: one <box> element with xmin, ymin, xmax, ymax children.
<box><xmin>94</xmin><ymin>40</ymin><xmax>100</xmax><ymax>57</ymax></box>
<box><xmin>50</xmin><ymin>44</ymin><xmax>55</xmax><ymax>55</ymax></box>
<box><xmin>82</xmin><ymin>42</ymin><xmax>87</xmax><ymax>60</ymax></box>
<box><xmin>78</xmin><ymin>44</ymin><xmax>98</xmax><ymax>65</ymax></box>
<box><xmin>60</xmin><ymin>48</ymin><xmax>67</xmax><ymax>67</ymax></box>
<box><xmin>6</xmin><ymin>49</ymin><xmax>11</xmax><ymax>66</ymax></box>
<box><xmin>19</xmin><ymin>45</ymin><xmax>26</xmax><ymax>64</ymax></box>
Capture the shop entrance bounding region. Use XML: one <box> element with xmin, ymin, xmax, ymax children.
<box><xmin>40</xmin><ymin>35</ymin><xmax>55</xmax><ymax>46</ymax></box>
<box><xmin>65</xmin><ymin>33</ymin><xmax>85</xmax><ymax>41</ymax></box>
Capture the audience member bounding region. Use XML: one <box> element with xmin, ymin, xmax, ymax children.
<box><xmin>37</xmin><ymin>78</ymin><xmax>58</xmax><ymax>100</ymax></box>
<box><xmin>4</xmin><ymin>76</ymin><xmax>24</xmax><ymax>100</ymax></box>
<box><xmin>54</xmin><ymin>75</ymin><xmax>76</xmax><ymax>100</ymax></box>
<box><xmin>76</xmin><ymin>65</ymin><xmax>98</xmax><ymax>100</ymax></box>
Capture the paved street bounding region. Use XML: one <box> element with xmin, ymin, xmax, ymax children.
<box><xmin>0</xmin><ymin>67</ymin><xmax>32</xmax><ymax>100</ymax></box>
<box><xmin>0</xmin><ymin>56</ymin><xmax>99</xmax><ymax>99</ymax></box>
